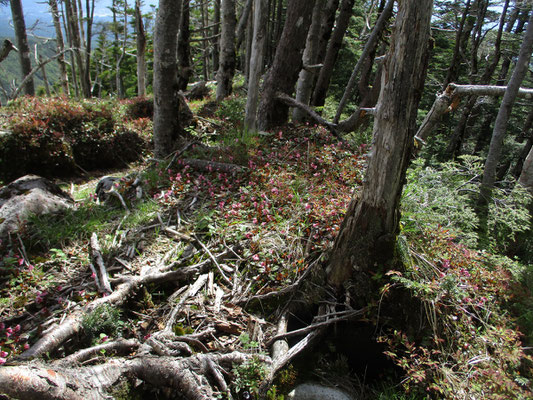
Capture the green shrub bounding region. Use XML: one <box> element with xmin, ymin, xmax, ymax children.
<box><xmin>0</xmin><ymin>97</ymin><xmax>147</xmax><ymax>182</ymax></box>
<box><xmin>81</xmin><ymin>304</ymin><xmax>122</xmax><ymax>345</ymax></box>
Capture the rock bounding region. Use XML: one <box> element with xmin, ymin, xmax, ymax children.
<box><xmin>185</xmin><ymin>81</ymin><xmax>211</xmax><ymax>100</ymax></box>
<box><xmin>0</xmin><ymin>175</ymin><xmax>74</xmax><ymax>240</ymax></box>
<box><xmin>287</xmin><ymin>383</ymin><xmax>355</xmax><ymax>400</ymax></box>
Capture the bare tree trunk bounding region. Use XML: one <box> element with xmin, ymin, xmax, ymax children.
<box><xmin>64</xmin><ymin>0</ymin><xmax>89</xmax><ymax>97</ymax></box>
<box><xmin>244</xmin><ymin>0</ymin><xmax>267</xmax><ymax>131</ymax></box>
<box><xmin>327</xmin><ymin>0</ymin><xmax>433</xmax><ymax>289</ymax></box>
<box><xmin>292</xmin><ymin>0</ymin><xmax>322</xmax><ymax>122</ymax></box>
<box><xmin>49</xmin><ymin>0</ymin><xmax>70</xmax><ymax>95</ymax></box>
<box><xmin>257</xmin><ymin>0</ymin><xmax>315</xmax><ymax>130</ymax></box>
<box><xmin>216</xmin><ymin>0</ymin><xmax>236</xmax><ymax>101</ymax></box>
<box><xmin>244</xmin><ymin>4</ymin><xmax>253</xmax><ymax>84</ymax></box>
<box><xmin>235</xmin><ymin>0</ymin><xmax>253</xmax><ymax>51</ymax></box>
<box><xmin>153</xmin><ymin>0</ymin><xmax>181</xmax><ymax>158</ymax></box>
<box><xmin>443</xmin><ymin>0</ymin><xmax>473</xmax><ymax>89</ymax></box>
<box><xmin>512</xmin><ymin>109</ymin><xmax>533</xmax><ymax>178</ymax></box>
<box><xmin>334</xmin><ymin>0</ymin><xmax>393</xmax><ymax>123</ymax></box>
<box><xmin>84</xmin><ymin>0</ymin><xmax>95</xmax><ymax>96</ymax></box>
<box><xmin>135</xmin><ymin>0</ymin><xmax>147</xmax><ymax>96</ymax></box>
<box><xmin>315</xmin><ymin>0</ymin><xmax>339</xmax><ymax>71</ymax></box>
<box><xmin>10</xmin><ymin>0</ymin><xmax>34</xmax><ymax>96</ymax></box>
<box><xmin>477</xmin><ymin>9</ymin><xmax>533</xmax><ymax>241</ymax></box>
<box><xmin>212</xmin><ymin>0</ymin><xmax>221</xmax><ymax>75</ymax></box>
<box><xmin>116</xmin><ymin>0</ymin><xmax>128</xmax><ymax>99</ymax></box>
<box><xmin>519</xmin><ymin>145</ymin><xmax>533</xmax><ymax>193</ymax></box>
<box><xmin>177</xmin><ymin>0</ymin><xmax>191</xmax><ymax>92</ymax></box>
<box><xmin>311</xmin><ymin>0</ymin><xmax>355</xmax><ymax>108</ymax></box>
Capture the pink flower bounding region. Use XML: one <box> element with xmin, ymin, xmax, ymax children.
<box><xmin>304</xmin><ymin>203</ymin><xmax>312</xmax><ymax>210</ymax></box>
<box><xmin>23</xmin><ymin>344</ymin><xmax>30</xmax><ymax>350</ymax></box>
<box><xmin>252</xmin><ymin>254</ymin><xmax>260</xmax><ymax>261</ymax></box>
<box><xmin>0</xmin><ymin>351</ymin><xmax>8</xmax><ymax>358</ymax></box>
<box><xmin>0</xmin><ymin>358</ymin><xmax>6</xmax><ymax>365</ymax></box>
<box><xmin>14</xmin><ymin>325</ymin><xmax>20</xmax><ymax>332</ymax></box>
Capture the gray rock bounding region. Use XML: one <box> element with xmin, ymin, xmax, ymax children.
<box><xmin>0</xmin><ymin>175</ymin><xmax>74</xmax><ymax>239</ymax></box>
<box><xmin>287</xmin><ymin>383</ymin><xmax>355</xmax><ymax>400</ymax></box>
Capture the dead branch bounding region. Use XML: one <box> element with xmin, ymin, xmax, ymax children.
<box><xmin>0</xmin><ymin>39</ymin><xmax>18</xmax><ymax>64</ymax></box>
<box><xmin>1</xmin><ymin>352</ymin><xmax>269</xmax><ymax>400</ymax></box>
<box><xmin>56</xmin><ymin>338</ymin><xmax>140</xmax><ymax>366</ymax></box>
<box><xmin>90</xmin><ymin>232</ymin><xmax>113</xmax><ymax>294</ymax></box>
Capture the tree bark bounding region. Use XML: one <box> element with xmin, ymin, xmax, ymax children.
<box><xmin>327</xmin><ymin>0</ymin><xmax>433</xmax><ymax>289</ymax></box>
<box><xmin>153</xmin><ymin>0</ymin><xmax>181</xmax><ymax>158</ymax></box>
<box><xmin>244</xmin><ymin>0</ymin><xmax>268</xmax><ymax>132</ymax></box>
<box><xmin>0</xmin><ymin>39</ymin><xmax>17</xmax><ymax>64</ymax></box>
<box><xmin>64</xmin><ymin>0</ymin><xmax>89</xmax><ymax>97</ymax></box>
<box><xmin>512</xmin><ymin>108</ymin><xmax>533</xmax><ymax>178</ymax></box>
<box><xmin>519</xmin><ymin>145</ymin><xmax>533</xmax><ymax>193</ymax></box>
<box><xmin>477</xmin><ymin>9</ymin><xmax>533</xmax><ymax>240</ymax></box>
<box><xmin>292</xmin><ymin>0</ymin><xmax>322</xmax><ymax>122</ymax></box>
<box><xmin>235</xmin><ymin>0</ymin><xmax>253</xmax><ymax>51</ymax></box>
<box><xmin>177</xmin><ymin>0</ymin><xmax>192</xmax><ymax>92</ymax></box>
<box><xmin>10</xmin><ymin>0</ymin><xmax>34</xmax><ymax>96</ymax></box>
<box><xmin>48</xmin><ymin>0</ymin><xmax>70</xmax><ymax>95</ymax></box>
<box><xmin>256</xmin><ymin>0</ymin><xmax>315</xmax><ymax>131</ymax></box>
<box><xmin>311</xmin><ymin>0</ymin><xmax>355</xmax><ymax>108</ymax></box>
<box><xmin>135</xmin><ymin>0</ymin><xmax>147</xmax><ymax>96</ymax></box>
<box><xmin>216</xmin><ymin>0</ymin><xmax>236</xmax><ymax>101</ymax></box>
<box><xmin>334</xmin><ymin>0</ymin><xmax>394</xmax><ymax>123</ymax></box>
<box><xmin>84</xmin><ymin>0</ymin><xmax>95</xmax><ymax>96</ymax></box>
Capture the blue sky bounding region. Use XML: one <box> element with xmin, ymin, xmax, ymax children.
<box><xmin>0</xmin><ymin>0</ymin><xmax>158</xmax><ymax>20</ymax></box>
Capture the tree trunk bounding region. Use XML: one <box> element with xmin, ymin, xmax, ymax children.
<box><xmin>212</xmin><ymin>0</ymin><xmax>221</xmax><ymax>75</ymax></box>
<box><xmin>153</xmin><ymin>0</ymin><xmax>181</xmax><ymax>158</ymax></box>
<box><xmin>256</xmin><ymin>0</ymin><xmax>315</xmax><ymax>131</ymax></box>
<box><xmin>477</xmin><ymin>9</ymin><xmax>533</xmax><ymax>242</ymax></box>
<box><xmin>216</xmin><ymin>0</ymin><xmax>236</xmax><ymax>101</ymax></box>
<box><xmin>235</xmin><ymin>0</ymin><xmax>253</xmax><ymax>51</ymax></box>
<box><xmin>327</xmin><ymin>0</ymin><xmax>433</xmax><ymax>289</ymax></box>
<box><xmin>292</xmin><ymin>0</ymin><xmax>322</xmax><ymax>122</ymax></box>
<box><xmin>512</xmin><ymin>109</ymin><xmax>533</xmax><ymax>178</ymax></box>
<box><xmin>443</xmin><ymin>0</ymin><xmax>473</xmax><ymax>89</ymax></box>
<box><xmin>115</xmin><ymin>0</ymin><xmax>128</xmax><ymax>99</ymax></box>
<box><xmin>311</xmin><ymin>0</ymin><xmax>355</xmax><ymax>108</ymax></box>
<box><xmin>10</xmin><ymin>0</ymin><xmax>34</xmax><ymax>96</ymax></box>
<box><xmin>519</xmin><ymin>145</ymin><xmax>533</xmax><ymax>193</ymax></box>
<box><xmin>64</xmin><ymin>0</ymin><xmax>89</xmax><ymax>97</ymax></box>
<box><xmin>315</xmin><ymin>0</ymin><xmax>339</xmax><ymax>70</ymax></box>
<box><xmin>334</xmin><ymin>0</ymin><xmax>394</xmax><ymax>123</ymax></box>
<box><xmin>48</xmin><ymin>0</ymin><xmax>70</xmax><ymax>95</ymax></box>
<box><xmin>84</xmin><ymin>0</ymin><xmax>95</xmax><ymax>96</ymax></box>
<box><xmin>135</xmin><ymin>0</ymin><xmax>147</xmax><ymax>96</ymax></box>
<box><xmin>244</xmin><ymin>4</ymin><xmax>253</xmax><ymax>84</ymax></box>
<box><xmin>244</xmin><ymin>0</ymin><xmax>267</xmax><ymax>132</ymax></box>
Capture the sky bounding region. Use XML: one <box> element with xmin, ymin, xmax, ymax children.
<box><xmin>0</xmin><ymin>0</ymin><xmax>158</xmax><ymax>22</ymax></box>
<box><xmin>0</xmin><ymin>0</ymin><xmax>158</xmax><ymax>37</ymax></box>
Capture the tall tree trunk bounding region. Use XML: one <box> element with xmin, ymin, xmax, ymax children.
<box><xmin>477</xmin><ymin>9</ymin><xmax>533</xmax><ymax>243</ymax></box>
<box><xmin>443</xmin><ymin>0</ymin><xmax>473</xmax><ymax>89</ymax></box>
<box><xmin>216</xmin><ymin>0</ymin><xmax>236</xmax><ymax>101</ymax></box>
<box><xmin>135</xmin><ymin>0</ymin><xmax>147</xmax><ymax>96</ymax></box>
<box><xmin>292</xmin><ymin>0</ymin><xmax>322</xmax><ymax>122</ymax></box>
<box><xmin>511</xmin><ymin>108</ymin><xmax>533</xmax><ymax>178</ymax></box>
<box><xmin>84</xmin><ymin>0</ymin><xmax>95</xmax><ymax>96</ymax></box>
<box><xmin>257</xmin><ymin>0</ymin><xmax>315</xmax><ymax>131</ymax></box>
<box><xmin>235</xmin><ymin>0</ymin><xmax>253</xmax><ymax>51</ymax></box>
<box><xmin>334</xmin><ymin>0</ymin><xmax>393</xmax><ymax>123</ymax></box>
<box><xmin>212</xmin><ymin>0</ymin><xmax>221</xmax><ymax>75</ymax></box>
<box><xmin>244</xmin><ymin>4</ymin><xmax>253</xmax><ymax>84</ymax></box>
<box><xmin>244</xmin><ymin>0</ymin><xmax>267</xmax><ymax>132</ymax></box>
<box><xmin>10</xmin><ymin>0</ymin><xmax>34</xmax><ymax>96</ymax></box>
<box><xmin>153</xmin><ymin>0</ymin><xmax>181</xmax><ymax>158</ymax></box>
<box><xmin>200</xmin><ymin>0</ymin><xmax>209</xmax><ymax>81</ymax></box>
<box><xmin>115</xmin><ymin>0</ymin><xmax>128</xmax><ymax>99</ymax></box>
<box><xmin>61</xmin><ymin>0</ymin><xmax>80</xmax><ymax>97</ymax></box>
<box><xmin>65</xmin><ymin>0</ymin><xmax>89</xmax><ymax>97</ymax></box>
<box><xmin>327</xmin><ymin>0</ymin><xmax>433</xmax><ymax>289</ymax></box>
<box><xmin>177</xmin><ymin>0</ymin><xmax>191</xmax><ymax>92</ymax></box>
<box><xmin>315</xmin><ymin>0</ymin><xmax>339</xmax><ymax>70</ymax></box>
<box><xmin>311</xmin><ymin>0</ymin><xmax>355</xmax><ymax>108</ymax></box>
<box><xmin>49</xmin><ymin>0</ymin><xmax>70</xmax><ymax>95</ymax></box>
<box><xmin>519</xmin><ymin>145</ymin><xmax>533</xmax><ymax>193</ymax></box>
<box><xmin>446</xmin><ymin>0</ymin><xmax>510</xmax><ymax>158</ymax></box>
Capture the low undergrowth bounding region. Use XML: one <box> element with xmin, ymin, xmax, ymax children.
<box><xmin>0</xmin><ymin>97</ymin><xmax>150</xmax><ymax>182</ymax></box>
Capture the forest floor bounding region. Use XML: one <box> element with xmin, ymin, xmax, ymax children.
<box><xmin>0</xmin><ymin>93</ymin><xmax>532</xmax><ymax>399</ymax></box>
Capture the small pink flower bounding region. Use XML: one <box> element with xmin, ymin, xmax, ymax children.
<box><xmin>252</xmin><ymin>254</ymin><xmax>260</xmax><ymax>261</ymax></box>
<box><xmin>91</xmin><ymin>272</ymin><xmax>96</xmax><ymax>279</ymax></box>
<box><xmin>304</xmin><ymin>203</ymin><xmax>312</xmax><ymax>210</ymax></box>
<box><xmin>14</xmin><ymin>325</ymin><xmax>20</xmax><ymax>332</ymax></box>
<box><xmin>0</xmin><ymin>357</ymin><xmax>6</xmax><ymax>365</ymax></box>
<box><xmin>0</xmin><ymin>351</ymin><xmax>8</xmax><ymax>358</ymax></box>
<box><xmin>23</xmin><ymin>344</ymin><xmax>30</xmax><ymax>350</ymax></box>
